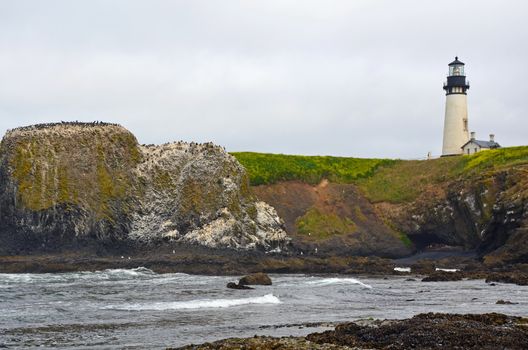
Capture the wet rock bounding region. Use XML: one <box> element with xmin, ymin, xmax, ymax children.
<box><xmin>307</xmin><ymin>313</ymin><xmax>528</xmax><ymax>350</ymax></box>
<box><xmin>421</xmin><ymin>271</ymin><xmax>463</xmax><ymax>282</ymax></box>
<box><xmin>411</xmin><ymin>260</ymin><xmax>436</xmax><ymax>274</ymax></box>
<box><xmin>239</xmin><ymin>272</ymin><xmax>272</xmax><ymax>286</ymax></box>
<box><xmin>485</xmin><ymin>272</ymin><xmax>528</xmax><ymax>286</ymax></box>
<box><xmin>496</xmin><ymin>300</ymin><xmax>518</xmax><ymax>305</ymax></box>
<box><xmin>226</xmin><ymin>282</ymin><xmax>253</xmax><ymax>290</ymax></box>
<box><xmin>175</xmin><ymin>313</ymin><xmax>528</xmax><ymax>350</ymax></box>
<box><xmin>171</xmin><ymin>336</ymin><xmax>349</xmax><ymax>349</ymax></box>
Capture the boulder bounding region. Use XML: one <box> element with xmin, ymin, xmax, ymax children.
<box><xmin>239</xmin><ymin>272</ymin><xmax>272</xmax><ymax>286</ymax></box>
<box><xmin>421</xmin><ymin>271</ymin><xmax>463</xmax><ymax>282</ymax></box>
<box><xmin>226</xmin><ymin>282</ymin><xmax>253</xmax><ymax>290</ymax></box>
<box><xmin>485</xmin><ymin>272</ymin><xmax>528</xmax><ymax>286</ymax></box>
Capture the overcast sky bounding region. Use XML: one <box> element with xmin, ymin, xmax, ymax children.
<box><xmin>0</xmin><ymin>1</ymin><xmax>526</xmax><ymax>158</ymax></box>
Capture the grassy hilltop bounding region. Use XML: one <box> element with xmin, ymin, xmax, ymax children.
<box><xmin>232</xmin><ymin>146</ymin><xmax>528</xmax><ymax>203</ymax></box>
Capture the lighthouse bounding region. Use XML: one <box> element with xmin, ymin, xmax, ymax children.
<box><xmin>442</xmin><ymin>57</ymin><xmax>470</xmax><ymax>156</ymax></box>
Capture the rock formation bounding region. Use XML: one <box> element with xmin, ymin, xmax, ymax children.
<box><xmin>239</xmin><ymin>272</ymin><xmax>272</xmax><ymax>285</ymax></box>
<box><xmin>0</xmin><ymin>122</ymin><xmax>288</xmax><ymax>253</ymax></box>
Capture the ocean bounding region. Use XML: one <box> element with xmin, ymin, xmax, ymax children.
<box><xmin>1</xmin><ymin>268</ymin><xmax>527</xmax><ymax>349</ymax></box>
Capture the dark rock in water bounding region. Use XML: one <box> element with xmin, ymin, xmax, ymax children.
<box><xmin>496</xmin><ymin>299</ymin><xmax>518</xmax><ymax>305</ymax></box>
<box><xmin>411</xmin><ymin>260</ymin><xmax>436</xmax><ymax>274</ymax></box>
<box><xmin>239</xmin><ymin>272</ymin><xmax>272</xmax><ymax>286</ymax></box>
<box><xmin>485</xmin><ymin>272</ymin><xmax>528</xmax><ymax>286</ymax></box>
<box><xmin>306</xmin><ymin>313</ymin><xmax>528</xmax><ymax>350</ymax></box>
<box><xmin>175</xmin><ymin>313</ymin><xmax>528</xmax><ymax>350</ymax></box>
<box><xmin>422</xmin><ymin>271</ymin><xmax>463</xmax><ymax>282</ymax></box>
<box><xmin>405</xmin><ymin>278</ymin><xmax>416</xmax><ymax>281</ymax></box>
<box><xmin>172</xmin><ymin>336</ymin><xmax>346</xmax><ymax>349</ymax></box>
<box><xmin>226</xmin><ymin>282</ymin><xmax>253</xmax><ymax>290</ymax></box>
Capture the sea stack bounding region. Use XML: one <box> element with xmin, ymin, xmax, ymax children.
<box><xmin>0</xmin><ymin>122</ymin><xmax>288</xmax><ymax>253</ymax></box>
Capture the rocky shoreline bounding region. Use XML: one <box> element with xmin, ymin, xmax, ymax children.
<box><xmin>1</xmin><ymin>248</ymin><xmax>527</xmax><ymax>287</ymax></box>
<box><xmin>172</xmin><ymin>313</ymin><xmax>528</xmax><ymax>349</ymax></box>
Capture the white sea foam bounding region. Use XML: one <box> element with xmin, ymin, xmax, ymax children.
<box><xmin>0</xmin><ymin>267</ymin><xmax>162</xmax><ymax>284</ymax></box>
<box><xmin>0</xmin><ymin>273</ymin><xmax>36</xmax><ymax>283</ymax></box>
<box><xmin>394</xmin><ymin>267</ymin><xmax>411</xmax><ymax>272</ymax></box>
<box><xmin>100</xmin><ymin>267</ymin><xmax>157</xmax><ymax>278</ymax></box>
<box><xmin>103</xmin><ymin>293</ymin><xmax>281</xmax><ymax>311</ymax></box>
<box><xmin>435</xmin><ymin>268</ymin><xmax>459</xmax><ymax>272</ymax></box>
<box><xmin>306</xmin><ymin>278</ymin><xmax>372</xmax><ymax>289</ymax></box>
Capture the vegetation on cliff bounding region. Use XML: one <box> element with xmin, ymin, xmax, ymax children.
<box><xmin>2</xmin><ymin>123</ymin><xmax>140</xmax><ymax>217</ymax></box>
<box><xmin>0</xmin><ymin>123</ymin><xmax>288</xmax><ymax>253</ymax></box>
<box><xmin>231</xmin><ymin>152</ymin><xmax>395</xmax><ymax>186</ymax></box>
<box><xmin>296</xmin><ymin>208</ymin><xmax>357</xmax><ymax>239</ymax></box>
<box><xmin>233</xmin><ymin>146</ymin><xmax>528</xmax><ymax>204</ymax></box>
<box><xmin>361</xmin><ymin>146</ymin><xmax>528</xmax><ymax>204</ymax></box>
<box><xmin>1</xmin><ymin>121</ymin><xmax>526</xmax><ymax>263</ymax></box>
<box><xmin>237</xmin><ymin>147</ymin><xmax>528</xmax><ymax>263</ymax></box>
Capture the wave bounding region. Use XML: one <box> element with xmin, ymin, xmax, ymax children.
<box><xmin>0</xmin><ymin>267</ymin><xmax>167</xmax><ymax>284</ymax></box>
<box><xmin>394</xmin><ymin>267</ymin><xmax>411</xmax><ymax>272</ymax></box>
<box><xmin>306</xmin><ymin>277</ymin><xmax>372</xmax><ymax>289</ymax></box>
<box><xmin>99</xmin><ymin>267</ymin><xmax>158</xmax><ymax>278</ymax></box>
<box><xmin>103</xmin><ymin>293</ymin><xmax>281</xmax><ymax>311</ymax></box>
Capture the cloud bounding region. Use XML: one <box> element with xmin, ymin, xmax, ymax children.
<box><xmin>0</xmin><ymin>0</ymin><xmax>526</xmax><ymax>158</ymax></box>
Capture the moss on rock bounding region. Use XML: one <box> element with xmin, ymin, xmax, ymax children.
<box><xmin>0</xmin><ymin>123</ymin><xmax>288</xmax><ymax>253</ymax></box>
<box><xmin>296</xmin><ymin>208</ymin><xmax>357</xmax><ymax>240</ymax></box>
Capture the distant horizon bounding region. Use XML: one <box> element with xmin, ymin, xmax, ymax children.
<box><xmin>1</xmin><ymin>1</ymin><xmax>527</xmax><ymax>158</ymax></box>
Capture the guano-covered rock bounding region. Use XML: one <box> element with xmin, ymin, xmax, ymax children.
<box><xmin>0</xmin><ymin>122</ymin><xmax>288</xmax><ymax>253</ymax></box>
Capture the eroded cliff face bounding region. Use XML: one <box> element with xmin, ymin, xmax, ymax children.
<box><xmin>251</xmin><ymin>180</ymin><xmax>413</xmax><ymax>258</ymax></box>
<box><xmin>251</xmin><ymin>164</ymin><xmax>528</xmax><ymax>265</ymax></box>
<box><xmin>374</xmin><ymin>166</ymin><xmax>528</xmax><ymax>265</ymax></box>
<box><xmin>0</xmin><ymin>123</ymin><xmax>287</xmax><ymax>253</ymax></box>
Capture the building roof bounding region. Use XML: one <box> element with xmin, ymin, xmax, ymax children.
<box><xmin>448</xmin><ymin>56</ymin><xmax>465</xmax><ymax>66</ymax></box>
<box><xmin>461</xmin><ymin>139</ymin><xmax>501</xmax><ymax>149</ymax></box>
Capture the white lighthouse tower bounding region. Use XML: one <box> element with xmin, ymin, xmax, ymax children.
<box><xmin>442</xmin><ymin>57</ymin><xmax>470</xmax><ymax>156</ymax></box>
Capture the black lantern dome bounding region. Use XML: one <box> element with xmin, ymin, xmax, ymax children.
<box><xmin>443</xmin><ymin>56</ymin><xmax>470</xmax><ymax>95</ymax></box>
<box><xmin>448</xmin><ymin>56</ymin><xmax>465</xmax><ymax>66</ymax></box>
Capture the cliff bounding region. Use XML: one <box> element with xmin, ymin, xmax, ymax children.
<box><xmin>233</xmin><ymin>148</ymin><xmax>528</xmax><ymax>265</ymax></box>
<box><xmin>1</xmin><ymin>122</ymin><xmax>526</xmax><ymax>268</ymax></box>
<box><xmin>0</xmin><ymin>123</ymin><xmax>287</xmax><ymax>254</ymax></box>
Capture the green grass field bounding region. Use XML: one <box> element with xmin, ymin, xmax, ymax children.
<box><xmin>231</xmin><ymin>152</ymin><xmax>396</xmax><ymax>186</ymax></box>
<box><xmin>232</xmin><ymin>146</ymin><xmax>528</xmax><ymax>204</ymax></box>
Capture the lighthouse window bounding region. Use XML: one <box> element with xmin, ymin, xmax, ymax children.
<box><xmin>449</xmin><ymin>65</ymin><xmax>464</xmax><ymax>76</ymax></box>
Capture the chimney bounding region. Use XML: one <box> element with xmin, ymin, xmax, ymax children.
<box><xmin>490</xmin><ymin>134</ymin><xmax>495</xmax><ymax>142</ymax></box>
<box><xmin>470</xmin><ymin>132</ymin><xmax>476</xmax><ymax>140</ymax></box>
